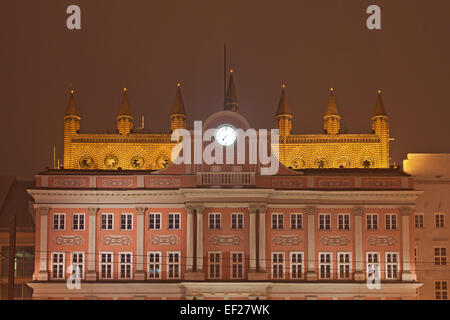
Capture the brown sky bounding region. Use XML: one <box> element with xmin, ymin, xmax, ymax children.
<box><xmin>1</xmin><ymin>0</ymin><xmax>450</xmax><ymax>179</ymax></box>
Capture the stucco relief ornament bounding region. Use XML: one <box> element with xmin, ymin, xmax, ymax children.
<box><xmin>272</xmin><ymin>235</ymin><xmax>302</xmax><ymax>245</ymax></box>
<box><xmin>54</xmin><ymin>235</ymin><xmax>83</xmax><ymax>246</ymax></box>
<box><xmin>320</xmin><ymin>236</ymin><xmax>350</xmax><ymax>246</ymax></box>
<box><xmin>150</xmin><ymin>235</ymin><xmax>179</xmax><ymax>245</ymax></box>
<box><xmin>367</xmin><ymin>236</ymin><xmax>397</xmax><ymax>246</ymax></box>
<box><xmin>102</xmin><ymin>235</ymin><xmax>131</xmax><ymax>245</ymax></box>
<box><xmin>209</xmin><ymin>235</ymin><xmax>242</xmax><ymax>245</ymax></box>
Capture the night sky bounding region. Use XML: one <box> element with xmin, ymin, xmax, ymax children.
<box><xmin>1</xmin><ymin>0</ymin><xmax>450</xmax><ymax>179</ymax></box>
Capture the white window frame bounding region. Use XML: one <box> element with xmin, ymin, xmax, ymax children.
<box><xmin>168</xmin><ymin>212</ymin><xmax>180</xmax><ymax>230</ymax></box>
<box><xmin>231</xmin><ymin>213</ymin><xmax>244</xmax><ymax>230</ymax></box>
<box><xmin>53</xmin><ymin>213</ymin><xmax>65</xmax><ymax>231</ymax></box>
<box><xmin>208</xmin><ymin>251</ymin><xmax>222</xmax><ymax>279</ymax></box>
<box><xmin>51</xmin><ymin>252</ymin><xmax>65</xmax><ymax>280</ymax></box>
<box><xmin>72</xmin><ymin>213</ymin><xmax>85</xmax><ymax>231</ymax></box>
<box><xmin>290</xmin><ymin>251</ymin><xmax>304</xmax><ymax>279</ymax></box>
<box><xmin>271</xmin><ymin>252</ymin><xmax>285</xmax><ymax>279</ymax></box>
<box><xmin>366</xmin><ymin>252</ymin><xmax>380</xmax><ymax>279</ymax></box>
<box><xmin>119</xmin><ymin>252</ymin><xmax>133</xmax><ymax>279</ymax></box>
<box><xmin>230</xmin><ymin>251</ymin><xmax>244</xmax><ymax>279</ymax></box>
<box><xmin>272</xmin><ymin>213</ymin><xmax>284</xmax><ymax>230</ymax></box>
<box><xmin>167</xmin><ymin>251</ymin><xmax>181</xmax><ymax>279</ymax></box>
<box><xmin>366</xmin><ymin>214</ymin><xmax>378</xmax><ymax>230</ymax></box>
<box><xmin>338</xmin><ymin>252</ymin><xmax>351</xmax><ymax>279</ymax></box>
<box><xmin>147</xmin><ymin>251</ymin><xmax>161</xmax><ymax>279</ymax></box>
<box><xmin>120</xmin><ymin>213</ymin><xmax>133</xmax><ymax>230</ymax></box>
<box><xmin>71</xmin><ymin>252</ymin><xmax>85</xmax><ymax>279</ymax></box>
<box><xmin>435</xmin><ymin>281</ymin><xmax>448</xmax><ymax>300</ymax></box>
<box><xmin>209</xmin><ymin>213</ymin><xmax>221</xmax><ymax>230</ymax></box>
<box><xmin>319</xmin><ymin>214</ymin><xmax>331</xmax><ymax>230</ymax></box>
<box><xmin>290</xmin><ymin>213</ymin><xmax>303</xmax><ymax>230</ymax></box>
<box><xmin>99</xmin><ymin>252</ymin><xmax>113</xmax><ymax>279</ymax></box>
<box><xmin>385</xmin><ymin>252</ymin><xmax>399</xmax><ymax>280</ymax></box>
<box><xmin>414</xmin><ymin>213</ymin><xmax>424</xmax><ymax>229</ymax></box>
<box><xmin>434</xmin><ymin>247</ymin><xmax>447</xmax><ymax>266</ymax></box>
<box><xmin>435</xmin><ymin>213</ymin><xmax>446</xmax><ymax>228</ymax></box>
<box><xmin>101</xmin><ymin>213</ymin><xmax>114</xmax><ymax>231</ymax></box>
<box><xmin>149</xmin><ymin>213</ymin><xmax>161</xmax><ymax>230</ymax></box>
<box><xmin>385</xmin><ymin>214</ymin><xmax>398</xmax><ymax>230</ymax></box>
<box><xmin>338</xmin><ymin>213</ymin><xmax>350</xmax><ymax>230</ymax></box>
<box><xmin>319</xmin><ymin>252</ymin><xmax>332</xmax><ymax>279</ymax></box>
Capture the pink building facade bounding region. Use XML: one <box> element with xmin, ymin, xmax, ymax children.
<box><xmin>27</xmin><ymin>111</ymin><xmax>422</xmax><ymax>299</ymax></box>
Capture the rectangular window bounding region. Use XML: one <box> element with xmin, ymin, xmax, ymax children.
<box><xmin>385</xmin><ymin>252</ymin><xmax>399</xmax><ymax>279</ymax></box>
<box><xmin>231</xmin><ymin>213</ymin><xmax>244</xmax><ymax>230</ymax></box>
<box><xmin>290</xmin><ymin>252</ymin><xmax>303</xmax><ymax>279</ymax></box>
<box><xmin>120</xmin><ymin>213</ymin><xmax>133</xmax><ymax>230</ymax></box>
<box><xmin>231</xmin><ymin>252</ymin><xmax>244</xmax><ymax>279</ymax></box>
<box><xmin>319</xmin><ymin>253</ymin><xmax>332</xmax><ymax>279</ymax></box>
<box><xmin>366</xmin><ymin>252</ymin><xmax>380</xmax><ymax>279</ymax></box>
<box><xmin>435</xmin><ymin>247</ymin><xmax>447</xmax><ymax>266</ymax></box>
<box><xmin>290</xmin><ymin>214</ymin><xmax>303</xmax><ymax>230</ymax></box>
<box><xmin>72</xmin><ymin>213</ymin><xmax>85</xmax><ymax>231</ymax></box>
<box><xmin>367</xmin><ymin>214</ymin><xmax>378</xmax><ymax>230</ymax></box>
<box><xmin>53</xmin><ymin>213</ymin><xmax>65</xmax><ymax>230</ymax></box>
<box><xmin>101</xmin><ymin>213</ymin><xmax>113</xmax><ymax>230</ymax></box>
<box><xmin>414</xmin><ymin>247</ymin><xmax>418</xmax><ymax>264</ymax></box>
<box><xmin>338</xmin><ymin>252</ymin><xmax>351</xmax><ymax>279</ymax></box>
<box><xmin>209</xmin><ymin>213</ymin><xmax>221</xmax><ymax>230</ymax></box>
<box><xmin>272</xmin><ymin>252</ymin><xmax>284</xmax><ymax>279</ymax></box>
<box><xmin>51</xmin><ymin>252</ymin><xmax>65</xmax><ymax>279</ymax></box>
<box><xmin>319</xmin><ymin>214</ymin><xmax>331</xmax><ymax>230</ymax></box>
<box><xmin>436</xmin><ymin>281</ymin><xmax>448</xmax><ymax>300</ymax></box>
<box><xmin>149</xmin><ymin>213</ymin><xmax>161</xmax><ymax>230</ymax></box>
<box><xmin>435</xmin><ymin>213</ymin><xmax>445</xmax><ymax>228</ymax></box>
<box><xmin>167</xmin><ymin>252</ymin><xmax>180</xmax><ymax>279</ymax></box>
<box><xmin>99</xmin><ymin>252</ymin><xmax>113</xmax><ymax>279</ymax></box>
<box><xmin>338</xmin><ymin>214</ymin><xmax>350</xmax><ymax>230</ymax></box>
<box><xmin>415</xmin><ymin>214</ymin><xmax>424</xmax><ymax>229</ymax></box>
<box><xmin>119</xmin><ymin>253</ymin><xmax>132</xmax><ymax>279</ymax></box>
<box><xmin>148</xmin><ymin>252</ymin><xmax>161</xmax><ymax>279</ymax></box>
<box><xmin>385</xmin><ymin>214</ymin><xmax>397</xmax><ymax>230</ymax></box>
<box><xmin>272</xmin><ymin>213</ymin><xmax>284</xmax><ymax>230</ymax></box>
<box><xmin>168</xmin><ymin>213</ymin><xmax>180</xmax><ymax>230</ymax></box>
<box><xmin>71</xmin><ymin>252</ymin><xmax>84</xmax><ymax>279</ymax></box>
<box><xmin>208</xmin><ymin>252</ymin><xmax>221</xmax><ymax>279</ymax></box>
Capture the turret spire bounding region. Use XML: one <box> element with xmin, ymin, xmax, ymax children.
<box><xmin>65</xmin><ymin>89</ymin><xmax>80</xmax><ymax>118</ymax></box>
<box><xmin>170</xmin><ymin>83</ymin><xmax>187</xmax><ymax>131</ymax></box>
<box><xmin>116</xmin><ymin>88</ymin><xmax>133</xmax><ymax>135</ymax></box>
<box><xmin>275</xmin><ymin>84</ymin><xmax>293</xmax><ymax>138</ymax></box>
<box><xmin>118</xmin><ymin>88</ymin><xmax>133</xmax><ymax>117</ymax></box>
<box><xmin>276</xmin><ymin>84</ymin><xmax>292</xmax><ymax>116</ymax></box>
<box><xmin>324</xmin><ymin>88</ymin><xmax>340</xmax><ymax>117</ymax></box>
<box><xmin>224</xmin><ymin>69</ymin><xmax>240</xmax><ymax>112</ymax></box>
<box><xmin>372</xmin><ymin>89</ymin><xmax>388</xmax><ymax>118</ymax></box>
<box><xmin>171</xmin><ymin>83</ymin><xmax>186</xmax><ymax>115</ymax></box>
<box><xmin>323</xmin><ymin>88</ymin><xmax>341</xmax><ymax>135</ymax></box>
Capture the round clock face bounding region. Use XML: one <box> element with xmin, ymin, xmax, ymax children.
<box><xmin>215</xmin><ymin>124</ymin><xmax>237</xmax><ymax>146</ymax></box>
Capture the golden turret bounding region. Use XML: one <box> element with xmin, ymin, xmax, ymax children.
<box><xmin>117</xmin><ymin>88</ymin><xmax>133</xmax><ymax>135</ymax></box>
<box><xmin>275</xmin><ymin>84</ymin><xmax>292</xmax><ymax>138</ymax></box>
<box><xmin>170</xmin><ymin>83</ymin><xmax>187</xmax><ymax>132</ymax></box>
<box><xmin>323</xmin><ymin>88</ymin><xmax>341</xmax><ymax>135</ymax></box>
<box><xmin>63</xmin><ymin>89</ymin><xmax>80</xmax><ymax>169</ymax></box>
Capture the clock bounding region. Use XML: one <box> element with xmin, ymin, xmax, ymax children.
<box><xmin>215</xmin><ymin>124</ymin><xmax>237</xmax><ymax>146</ymax></box>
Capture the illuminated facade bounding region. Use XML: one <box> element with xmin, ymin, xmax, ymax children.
<box><xmin>63</xmin><ymin>72</ymin><xmax>391</xmax><ymax>171</ymax></box>
<box><xmin>27</xmin><ymin>102</ymin><xmax>420</xmax><ymax>300</ymax></box>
